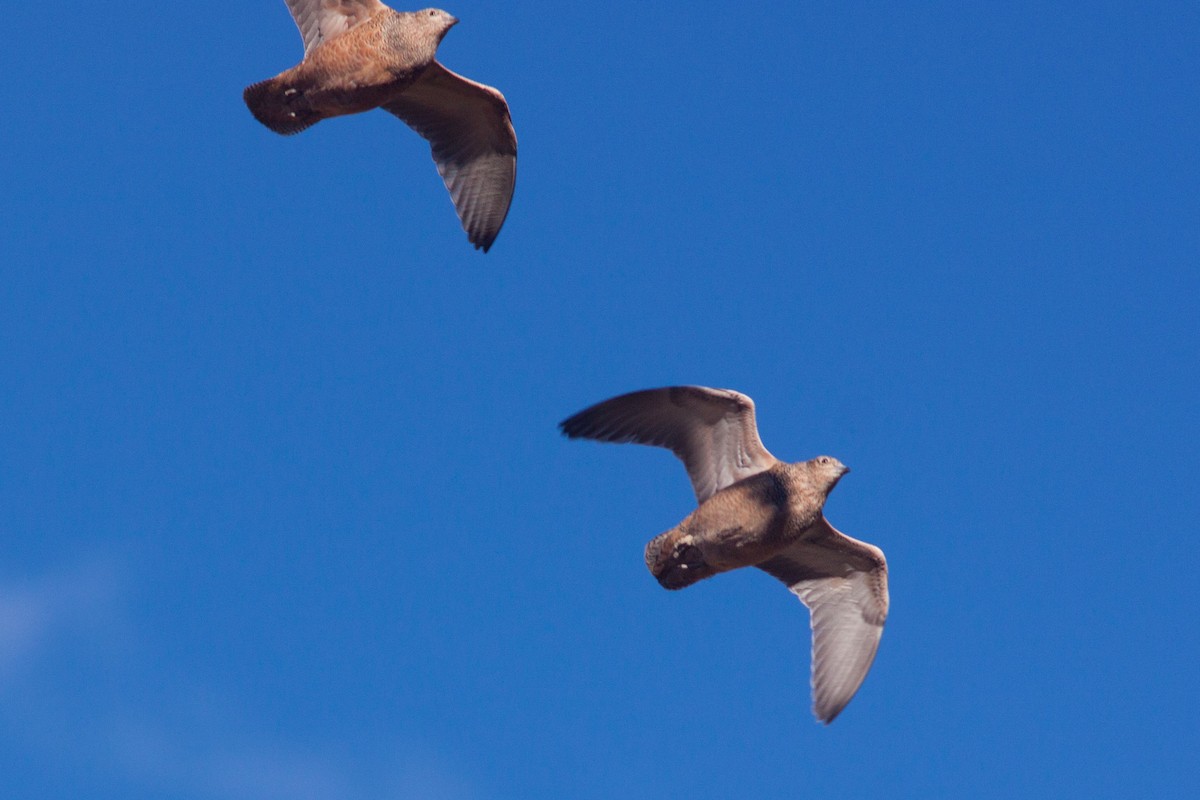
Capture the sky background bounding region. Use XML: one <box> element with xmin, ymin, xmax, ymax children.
<box><xmin>2</xmin><ymin>1</ymin><xmax>1198</xmax><ymax>798</ymax></box>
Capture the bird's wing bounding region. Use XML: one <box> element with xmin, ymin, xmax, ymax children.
<box><xmin>559</xmin><ymin>386</ymin><xmax>778</xmax><ymax>503</ymax></box>
<box><xmin>757</xmin><ymin>518</ymin><xmax>889</xmax><ymax>724</ymax></box>
<box><xmin>284</xmin><ymin>0</ymin><xmax>385</xmax><ymax>55</ymax></box>
<box><xmin>382</xmin><ymin>62</ymin><xmax>517</xmax><ymax>252</ymax></box>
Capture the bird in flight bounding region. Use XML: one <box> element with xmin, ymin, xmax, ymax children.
<box><xmin>244</xmin><ymin>3</ymin><xmax>517</xmax><ymax>252</ymax></box>
<box><xmin>560</xmin><ymin>386</ymin><xmax>889</xmax><ymax>723</ymax></box>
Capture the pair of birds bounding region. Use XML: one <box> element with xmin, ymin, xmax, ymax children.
<box><xmin>245</xmin><ymin>3</ymin><xmax>889</xmax><ymax>724</ymax></box>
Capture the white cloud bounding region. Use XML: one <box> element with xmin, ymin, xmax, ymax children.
<box><xmin>0</xmin><ymin>558</ymin><xmax>123</xmax><ymax>680</ymax></box>
<box><xmin>107</xmin><ymin>715</ymin><xmax>353</xmax><ymax>800</ymax></box>
<box><xmin>104</xmin><ymin>709</ymin><xmax>473</xmax><ymax>800</ymax></box>
<box><xmin>0</xmin><ymin>559</ymin><xmax>474</xmax><ymax>800</ymax></box>
<box><xmin>106</xmin><ymin>717</ymin><xmax>473</xmax><ymax>800</ymax></box>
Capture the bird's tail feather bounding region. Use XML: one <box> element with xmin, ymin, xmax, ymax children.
<box><xmin>645</xmin><ymin>529</ymin><xmax>717</xmax><ymax>590</ymax></box>
<box><xmin>243</xmin><ymin>78</ymin><xmax>321</xmax><ymax>135</ymax></box>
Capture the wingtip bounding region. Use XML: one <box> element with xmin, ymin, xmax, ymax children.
<box><xmin>557</xmin><ymin>417</ymin><xmax>579</xmax><ymax>439</ymax></box>
<box><xmin>558</xmin><ymin>411</ymin><xmax>597</xmax><ymax>441</ymax></box>
<box><xmin>471</xmin><ymin>232</ymin><xmax>498</xmax><ymax>253</ymax></box>
<box><xmin>814</xmin><ymin>707</ymin><xmax>842</xmax><ymax>725</ymax></box>
<box><xmin>813</xmin><ymin>692</ymin><xmax>859</xmax><ymax>724</ymax></box>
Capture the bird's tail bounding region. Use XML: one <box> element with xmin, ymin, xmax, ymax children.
<box><xmin>644</xmin><ymin>528</ymin><xmax>717</xmax><ymax>590</ymax></box>
<box><xmin>243</xmin><ymin>77</ymin><xmax>322</xmax><ymax>135</ymax></box>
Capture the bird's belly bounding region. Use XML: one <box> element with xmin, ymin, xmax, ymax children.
<box><xmin>302</xmin><ymin>78</ymin><xmax>407</xmax><ymax>116</ymax></box>
<box><xmin>290</xmin><ymin>48</ymin><xmax>418</xmax><ymax>116</ymax></box>
<box><xmin>696</xmin><ymin>517</ymin><xmax>792</xmax><ymax>571</ymax></box>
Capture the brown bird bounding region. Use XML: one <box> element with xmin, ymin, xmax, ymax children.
<box><xmin>560</xmin><ymin>386</ymin><xmax>889</xmax><ymax>723</ymax></box>
<box><xmin>244</xmin><ymin>2</ymin><xmax>517</xmax><ymax>252</ymax></box>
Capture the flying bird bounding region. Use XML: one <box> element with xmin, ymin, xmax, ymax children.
<box><xmin>244</xmin><ymin>2</ymin><xmax>517</xmax><ymax>252</ymax></box>
<box><xmin>560</xmin><ymin>386</ymin><xmax>889</xmax><ymax>723</ymax></box>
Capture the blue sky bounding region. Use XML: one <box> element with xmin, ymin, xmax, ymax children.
<box><xmin>2</xmin><ymin>1</ymin><xmax>1198</xmax><ymax>798</ymax></box>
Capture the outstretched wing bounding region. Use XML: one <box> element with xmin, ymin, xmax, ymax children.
<box><xmin>757</xmin><ymin>518</ymin><xmax>889</xmax><ymax>724</ymax></box>
<box><xmin>283</xmin><ymin>0</ymin><xmax>385</xmax><ymax>55</ymax></box>
<box><xmin>383</xmin><ymin>62</ymin><xmax>518</xmax><ymax>252</ymax></box>
<box><xmin>559</xmin><ymin>386</ymin><xmax>778</xmax><ymax>503</ymax></box>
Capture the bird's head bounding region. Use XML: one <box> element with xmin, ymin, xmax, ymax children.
<box><xmin>416</xmin><ymin>8</ymin><xmax>459</xmax><ymax>42</ymax></box>
<box><xmin>808</xmin><ymin>455</ymin><xmax>850</xmax><ymax>493</ymax></box>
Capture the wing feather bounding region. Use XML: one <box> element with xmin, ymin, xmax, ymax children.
<box><xmin>383</xmin><ymin>62</ymin><xmax>517</xmax><ymax>252</ymax></box>
<box><xmin>559</xmin><ymin>386</ymin><xmax>778</xmax><ymax>503</ymax></box>
<box><xmin>283</xmin><ymin>0</ymin><xmax>386</xmax><ymax>55</ymax></box>
<box><xmin>758</xmin><ymin>518</ymin><xmax>889</xmax><ymax>723</ymax></box>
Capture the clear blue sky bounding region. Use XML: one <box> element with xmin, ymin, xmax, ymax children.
<box><xmin>2</xmin><ymin>2</ymin><xmax>1197</xmax><ymax>798</ymax></box>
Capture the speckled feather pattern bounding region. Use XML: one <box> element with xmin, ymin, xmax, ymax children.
<box><xmin>561</xmin><ymin>386</ymin><xmax>890</xmax><ymax>724</ymax></box>
<box><xmin>244</xmin><ymin>4</ymin><xmax>517</xmax><ymax>252</ymax></box>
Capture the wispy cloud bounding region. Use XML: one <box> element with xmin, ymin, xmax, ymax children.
<box><xmin>0</xmin><ymin>559</ymin><xmax>473</xmax><ymax>800</ymax></box>
<box><xmin>107</xmin><ymin>714</ymin><xmax>356</xmax><ymax>800</ymax></box>
<box><xmin>0</xmin><ymin>558</ymin><xmax>123</xmax><ymax>680</ymax></box>
<box><xmin>108</xmin><ymin>714</ymin><xmax>472</xmax><ymax>800</ymax></box>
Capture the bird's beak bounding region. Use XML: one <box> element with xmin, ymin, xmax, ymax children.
<box><xmin>840</xmin><ymin>465</ymin><xmax>851</xmax><ymax>476</ymax></box>
<box><xmin>449</xmin><ymin>16</ymin><xmax>460</xmax><ymax>27</ymax></box>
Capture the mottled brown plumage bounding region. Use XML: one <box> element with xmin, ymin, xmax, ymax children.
<box><xmin>560</xmin><ymin>386</ymin><xmax>889</xmax><ymax>724</ymax></box>
<box><xmin>642</xmin><ymin>459</ymin><xmax>844</xmax><ymax>589</ymax></box>
<box><xmin>244</xmin><ymin>2</ymin><xmax>517</xmax><ymax>252</ymax></box>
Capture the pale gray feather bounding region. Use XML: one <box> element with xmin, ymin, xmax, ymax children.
<box><xmin>758</xmin><ymin>518</ymin><xmax>889</xmax><ymax>724</ymax></box>
<box><xmin>383</xmin><ymin>62</ymin><xmax>517</xmax><ymax>252</ymax></box>
<box><xmin>558</xmin><ymin>386</ymin><xmax>777</xmax><ymax>503</ymax></box>
<box><xmin>283</xmin><ymin>0</ymin><xmax>385</xmax><ymax>54</ymax></box>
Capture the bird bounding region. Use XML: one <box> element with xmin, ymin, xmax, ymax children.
<box><xmin>559</xmin><ymin>386</ymin><xmax>889</xmax><ymax>723</ymax></box>
<box><xmin>244</xmin><ymin>2</ymin><xmax>517</xmax><ymax>252</ymax></box>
